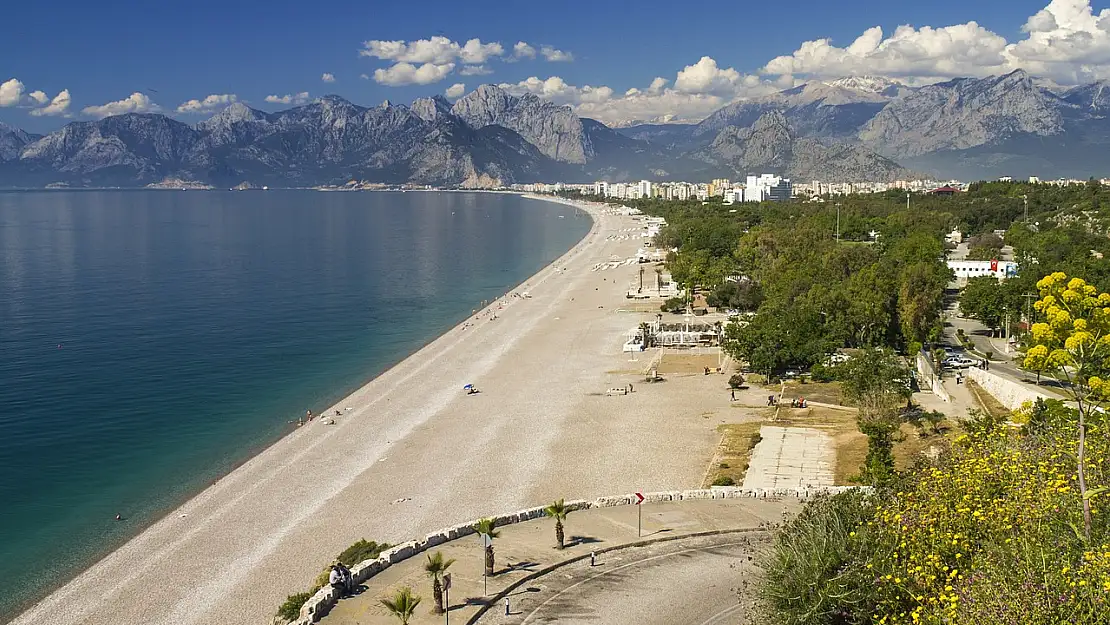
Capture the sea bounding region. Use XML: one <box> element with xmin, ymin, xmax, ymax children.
<box><xmin>0</xmin><ymin>190</ymin><xmax>590</xmax><ymax>620</ymax></box>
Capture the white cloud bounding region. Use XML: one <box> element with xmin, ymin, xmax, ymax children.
<box><xmin>28</xmin><ymin>90</ymin><xmax>48</xmax><ymax>105</ymax></box>
<box><xmin>373</xmin><ymin>62</ymin><xmax>455</xmax><ymax>86</ymax></box>
<box><xmin>360</xmin><ymin>36</ymin><xmax>503</xmax><ymax>65</ymax></box>
<box><xmin>29</xmin><ymin>89</ymin><xmax>71</xmax><ymax>117</ymax></box>
<box><xmin>321</xmin><ymin>72</ymin><xmax>336</xmax><ymax>83</ymax></box>
<box><xmin>540</xmin><ymin>46</ymin><xmax>574</xmax><ymax>62</ymax></box>
<box><xmin>0</xmin><ymin>78</ymin><xmax>25</xmax><ymax>107</ymax></box>
<box><xmin>81</xmin><ymin>92</ymin><xmax>160</xmax><ymax>118</ymax></box>
<box><xmin>758</xmin><ymin>0</ymin><xmax>1110</xmax><ymax>85</ymax></box>
<box><xmin>675</xmin><ymin>56</ymin><xmax>764</xmax><ymax>96</ymax></box>
<box><xmin>176</xmin><ymin>94</ymin><xmax>238</xmax><ymax>114</ymax></box>
<box><xmin>513</xmin><ymin>41</ymin><xmax>536</xmax><ymax>59</ymax></box>
<box><xmin>445</xmin><ymin>82</ymin><xmax>466</xmax><ymax>98</ymax></box>
<box><xmin>264</xmin><ymin>92</ymin><xmax>311</xmax><ymax>105</ymax></box>
<box><xmin>458</xmin><ymin>65</ymin><xmax>493</xmax><ymax>76</ymax></box>
<box><xmin>499</xmin><ymin>56</ymin><xmax>781</xmax><ymax>126</ymax></box>
<box><xmin>360</xmin><ymin>73</ymin><xmax>369</xmax><ymax>80</ymax></box>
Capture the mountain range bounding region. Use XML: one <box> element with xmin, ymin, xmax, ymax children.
<box><xmin>5</xmin><ymin>70</ymin><xmax>1110</xmax><ymax>188</ymax></box>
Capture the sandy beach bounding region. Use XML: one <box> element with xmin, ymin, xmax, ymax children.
<box><xmin>11</xmin><ymin>195</ymin><xmax>730</xmax><ymax>625</ymax></box>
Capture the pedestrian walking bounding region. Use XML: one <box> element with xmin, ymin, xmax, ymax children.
<box><xmin>730</xmin><ymin>389</ymin><xmax>736</xmax><ymax>401</ymax></box>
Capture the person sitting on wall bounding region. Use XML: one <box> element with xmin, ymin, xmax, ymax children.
<box><xmin>329</xmin><ymin>565</ymin><xmax>345</xmax><ymax>596</ymax></box>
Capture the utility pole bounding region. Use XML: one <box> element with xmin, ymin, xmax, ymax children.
<box><xmin>906</xmin><ymin>190</ymin><xmax>911</xmax><ymax>211</ymax></box>
<box><xmin>835</xmin><ymin>203</ymin><xmax>841</xmax><ymax>243</ymax></box>
<box><xmin>1023</xmin><ymin>194</ymin><xmax>1029</xmax><ymax>223</ymax></box>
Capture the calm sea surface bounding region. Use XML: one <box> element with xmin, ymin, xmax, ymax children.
<box><xmin>0</xmin><ymin>190</ymin><xmax>589</xmax><ymax>619</ymax></box>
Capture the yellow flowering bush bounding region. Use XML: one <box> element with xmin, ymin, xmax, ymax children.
<box><xmin>761</xmin><ymin>413</ymin><xmax>1109</xmax><ymax>625</ymax></box>
<box><xmin>1024</xmin><ymin>272</ymin><xmax>1110</xmax><ymax>541</ymax></box>
<box><xmin>864</xmin><ymin>418</ymin><xmax>1109</xmax><ymax>624</ymax></box>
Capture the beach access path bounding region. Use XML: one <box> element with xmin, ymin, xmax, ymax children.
<box><xmin>12</xmin><ymin>197</ymin><xmax>728</xmax><ymax>625</ymax></box>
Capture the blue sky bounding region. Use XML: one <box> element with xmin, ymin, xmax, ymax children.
<box><xmin>1</xmin><ymin>0</ymin><xmax>1101</xmax><ymax>132</ymax></box>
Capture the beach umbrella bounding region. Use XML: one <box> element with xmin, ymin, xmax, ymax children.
<box><xmin>463</xmin><ymin>384</ymin><xmax>474</xmax><ymax>390</ymax></box>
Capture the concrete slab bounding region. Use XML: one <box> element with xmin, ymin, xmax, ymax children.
<box><xmin>741</xmin><ymin>426</ymin><xmax>834</xmax><ymax>489</ymax></box>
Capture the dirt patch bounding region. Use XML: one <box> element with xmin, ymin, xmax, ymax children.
<box><xmin>894</xmin><ymin>419</ymin><xmax>961</xmax><ymax>471</ymax></box>
<box><xmin>655</xmin><ymin>352</ymin><xmax>727</xmax><ymax>376</ymax></box>
<box><xmin>965</xmin><ymin>379</ymin><xmax>1011</xmax><ymax>419</ymax></box>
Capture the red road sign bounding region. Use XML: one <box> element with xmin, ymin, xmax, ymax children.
<box><xmin>635</xmin><ymin>492</ymin><xmax>644</xmax><ymax>504</ymax></box>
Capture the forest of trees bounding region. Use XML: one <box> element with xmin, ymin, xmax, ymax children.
<box><xmin>562</xmin><ymin>179</ymin><xmax>1110</xmax><ymax>375</ymax></box>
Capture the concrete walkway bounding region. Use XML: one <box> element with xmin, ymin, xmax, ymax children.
<box><xmin>320</xmin><ymin>498</ymin><xmax>800</xmax><ymax>625</ymax></box>
<box><xmin>741</xmin><ymin>426</ymin><xmax>834</xmax><ymax>489</ymax></box>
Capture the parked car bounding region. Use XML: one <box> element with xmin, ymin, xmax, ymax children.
<box><xmin>944</xmin><ymin>356</ymin><xmax>979</xmax><ymax>369</ymax></box>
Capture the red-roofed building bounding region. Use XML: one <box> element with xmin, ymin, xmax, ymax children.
<box><xmin>930</xmin><ymin>185</ymin><xmax>961</xmax><ymax>196</ymax></box>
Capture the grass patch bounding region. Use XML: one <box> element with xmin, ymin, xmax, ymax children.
<box><xmin>782</xmin><ymin>381</ymin><xmax>843</xmax><ymax>406</ymax></box>
<box><xmin>706</xmin><ymin>421</ymin><xmax>765</xmax><ymax>486</ymax></box>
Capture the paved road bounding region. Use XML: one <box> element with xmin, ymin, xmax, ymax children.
<box><xmin>475</xmin><ymin>533</ymin><xmax>768</xmax><ymax>625</ymax></box>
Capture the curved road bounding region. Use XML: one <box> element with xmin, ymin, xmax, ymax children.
<box><xmin>476</xmin><ymin>533</ymin><xmax>769</xmax><ymax>625</ymax></box>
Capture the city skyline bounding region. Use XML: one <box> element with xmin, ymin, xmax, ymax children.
<box><xmin>3</xmin><ymin>0</ymin><xmax>1110</xmax><ymax>132</ymax></box>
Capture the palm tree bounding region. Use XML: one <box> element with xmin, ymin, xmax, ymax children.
<box><xmin>473</xmin><ymin>518</ymin><xmax>500</xmax><ymax>577</ymax></box>
<box><xmin>544</xmin><ymin>499</ymin><xmax>570</xmax><ymax>549</ymax></box>
<box><xmin>424</xmin><ymin>551</ymin><xmax>455</xmax><ymax>614</ymax></box>
<box><xmin>380</xmin><ymin>587</ymin><xmax>421</xmax><ymax>625</ymax></box>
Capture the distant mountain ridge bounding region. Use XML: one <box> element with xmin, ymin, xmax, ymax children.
<box><xmin>617</xmin><ymin>69</ymin><xmax>1110</xmax><ymax>180</ymax></box>
<box><xmin>13</xmin><ymin>70</ymin><xmax>1110</xmax><ymax>187</ymax></box>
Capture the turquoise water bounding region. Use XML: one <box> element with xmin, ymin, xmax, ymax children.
<box><xmin>0</xmin><ymin>190</ymin><xmax>589</xmax><ymax>620</ymax></box>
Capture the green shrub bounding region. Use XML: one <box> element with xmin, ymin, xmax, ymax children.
<box><xmin>660</xmin><ymin>297</ymin><xmax>685</xmax><ymax>313</ymax></box>
<box><xmin>336</xmin><ymin>539</ymin><xmax>389</xmax><ymax>567</ymax></box>
<box><xmin>728</xmin><ymin>373</ymin><xmax>745</xmax><ymax>389</ymax></box>
<box><xmin>711</xmin><ymin>475</ymin><xmax>735</xmax><ymax>486</ymax></box>
<box><xmin>809</xmin><ymin>363</ymin><xmax>840</xmax><ymax>382</ymax></box>
<box><xmin>277</xmin><ymin>592</ymin><xmax>312</xmax><ymax>622</ymax></box>
<box><xmin>758</xmin><ymin>490</ymin><xmax>882</xmax><ymax>625</ymax></box>
<box><xmin>748</xmin><ymin>432</ymin><xmax>762</xmax><ymax>449</ymax></box>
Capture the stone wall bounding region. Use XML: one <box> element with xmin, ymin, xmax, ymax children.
<box><xmin>966</xmin><ymin>367</ymin><xmax>1050</xmax><ymax>411</ymax></box>
<box><xmin>287</xmin><ymin>486</ymin><xmax>861</xmax><ymax>624</ymax></box>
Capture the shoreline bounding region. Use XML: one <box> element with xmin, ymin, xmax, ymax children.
<box><xmin>9</xmin><ymin>192</ymin><xmax>607</xmax><ymax>625</ymax></box>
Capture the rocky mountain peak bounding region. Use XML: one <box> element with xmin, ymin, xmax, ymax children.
<box><xmin>451</xmin><ymin>83</ymin><xmax>590</xmax><ymax>164</ymax></box>
<box><xmin>411</xmin><ymin>95</ymin><xmax>454</xmax><ymax>122</ymax></box>
<box><xmin>198</xmin><ymin>102</ymin><xmax>265</xmax><ymax>131</ymax></box>
<box><xmin>751</xmin><ymin>110</ymin><xmax>793</xmax><ymax>136</ymax></box>
<box><xmin>0</xmin><ymin>122</ymin><xmax>36</xmax><ymax>161</ymax></box>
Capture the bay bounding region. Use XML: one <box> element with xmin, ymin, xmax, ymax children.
<box><xmin>0</xmin><ymin>190</ymin><xmax>589</xmax><ymax>620</ymax></box>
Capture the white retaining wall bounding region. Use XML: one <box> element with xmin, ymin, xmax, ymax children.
<box><xmin>288</xmin><ymin>486</ymin><xmax>862</xmax><ymax>624</ymax></box>
<box><xmin>916</xmin><ymin>352</ymin><xmax>950</xmax><ymax>402</ymax></box>
<box><xmin>966</xmin><ymin>367</ymin><xmax>1050</xmax><ymax>411</ymax></box>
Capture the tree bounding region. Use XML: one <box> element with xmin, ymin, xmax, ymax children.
<box><xmin>544</xmin><ymin>499</ymin><xmax>570</xmax><ymax>549</ymax></box>
<box><xmin>423</xmin><ymin>551</ymin><xmax>455</xmax><ymax>614</ymax></box>
<box><xmin>723</xmin><ymin>305</ymin><xmax>830</xmax><ymax>376</ymax></box>
<box><xmin>380</xmin><ymin>587</ymin><xmax>421</xmax><ymax>625</ymax></box>
<box><xmin>473</xmin><ymin>518</ymin><xmax>500</xmax><ymax>577</ymax></box>
<box><xmin>839</xmin><ymin>349</ymin><xmax>912</xmax><ymax>485</ymax></box>
<box><xmin>960</xmin><ymin>275</ymin><xmax>1008</xmax><ymax>335</ymax></box>
<box><xmin>1023</xmin><ymin>272</ymin><xmax>1110</xmax><ymax>540</ymax></box>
